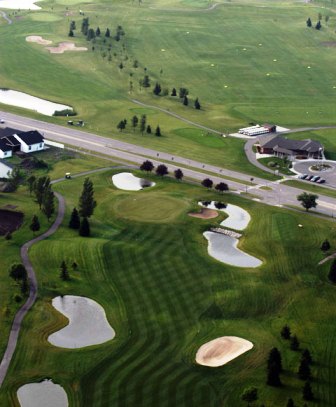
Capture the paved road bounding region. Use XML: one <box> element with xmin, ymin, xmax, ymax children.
<box><xmin>1</xmin><ymin>110</ymin><xmax>336</xmax><ymax>216</ymax></box>
<box><xmin>0</xmin><ymin>11</ymin><xmax>12</xmax><ymax>24</ymax></box>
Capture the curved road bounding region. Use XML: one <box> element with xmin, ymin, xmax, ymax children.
<box><xmin>0</xmin><ymin>11</ymin><xmax>12</xmax><ymax>24</ymax></box>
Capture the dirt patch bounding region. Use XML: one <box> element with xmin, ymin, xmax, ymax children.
<box><xmin>2</xmin><ymin>204</ymin><xmax>17</xmax><ymax>210</ymax></box>
<box><xmin>320</xmin><ymin>42</ymin><xmax>336</xmax><ymax>47</ymax></box>
<box><xmin>188</xmin><ymin>208</ymin><xmax>218</xmax><ymax>219</ymax></box>
<box><xmin>0</xmin><ymin>209</ymin><xmax>24</xmax><ymax>235</ymax></box>
<box><xmin>46</xmin><ymin>42</ymin><xmax>88</xmax><ymax>54</ymax></box>
<box><xmin>26</xmin><ymin>35</ymin><xmax>52</xmax><ymax>45</ymax></box>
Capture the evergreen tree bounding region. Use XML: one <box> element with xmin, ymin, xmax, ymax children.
<box><xmin>302</xmin><ymin>349</ymin><xmax>313</xmax><ymax>365</ymax></box>
<box><xmin>183</xmin><ymin>95</ymin><xmax>189</xmax><ymax>106</ymax></box>
<box><xmin>140</xmin><ymin>115</ymin><xmax>147</xmax><ymax>135</ymax></box>
<box><xmin>72</xmin><ymin>262</ymin><xmax>78</xmax><ymax>270</ymax></box>
<box><xmin>321</xmin><ymin>239</ymin><xmax>331</xmax><ymax>252</ymax></box>
<box><xmin>96</xmin><ymin>26</ymin><xmax>101</xmax><ymax>36</ymax></box>
<box><xmin>302</xmin><ymin>381</ymin><xmax>314</xmax><ymax>401</ymax></box>
<box><xmin>155</xmin><ymin>125</ymin><xmax>161</xmax><ymax>137</ymax></box>
<box><xmin>142</xmin><ymin>75</ymin><xmax>150</xmax><ymax>88</ymax></box>
<box><xmin>60</xmin><ymin>260</ymin><xmax>70</xmax><ymax>281</ymax></box>
<box><xmin>146</xmin><ymin>124</ymin><xmax>152</xmax><ymax>134</ymax></box>
<box><xmin>298</xmin><ymin>359</ymin><xmax>311</xmax><ymax>381</ymax></box>
<box><xmin>29</xmin><ymin>215</ymin><xmax>40</xmax><ymax>235</ymax></box>
<box><xmin>79</xmin><ymin>178</ymin><xmax>96</xmax><ymax>218</ymax></box>
<box><xmin>179</xmin><ymin>87</ymin><xmax>188</xmax><ymax>98</ymax></box>
<box><xmin>315</xmin><ymin>20</ymin><xmax>322</xmax><ymax>30</ymax></box>
<box><xmin>290</xmin><ymin>335</ymin><xmax>300</xmax><ymax>351</ymax></box>
<box><xmin>9</xmin><ymin>264</ymin><xmax>27</xmax><ymax>282</ymax></box>
<box><xmin>153</xmin><ymin>82</ymin><xmax>162</xmax><ymax>95</ymax></box>
<box><xmin>286</xmin><ymin>399</ymin><xmax>295</xmax><ymax>407</ymax></box>
<box><xmin>68</xmin><ymin>29</ymin><xmax>74</xmax><ymax>37</ymax></box>
<box><xmin>119</xmin><ymin>62</ymin><xmax>124</xmax><ymax>70</ymax></box>
<box><xmin>328</xmin><ymin>259</ymin><xmax>336</xmax><ymax>283</ymax></box>
<box><xmin>306</xmin><ymin>17</ymin><xmax>312</xmax><ymax>27</ymax></box>
<box><xmin>79</xmin><ymin>217</ymin><xmax>90</xmax><ymax>237</ymax></box>
<box><xmin>267</xmin><ymin>361</ymin><xmax>282</xmax><ymax>387</ymax></box>
<box><xmin>105</xmin><ymin>28</ymin><xmax>111</xmax><ymax>38</ymax></box>
<box><xmin>87</xmin><ymin>28</ymin><xmax>95</xmax><ymax>41</ymax></box>
<box><xmin>117</xmin><ymin>120</ymin><xmax>126</xmax><ymax>132</ymax></box>
<box><xmin>267</xmin><ymin>348</ymin><xmax>283</xmax><ymax>373</ymax></box>
<box><xmin>69</xmin><ymin>207</ymin><xmax>81</xmax><ymax>229</ymax></box>
<box><xmin>131</xmin><ymin>115</ymin><xmax>139</xmax><ymax>131</ymax></box>
<box><xmin>215</xmin><ymin>182</ymin><xmax>229</xmax><ymax>193</ymax></box>
<box><xmin>171</xmin><ymin>87</ymin><xmax>177</xmax><ymax>96</ymax></box>
<box><xmin>174</xmin><ymin>169</ymin><xmax>184</xmax><ymax>181</ymax></box>
<box><xmin>281</xmin><ymin>325</ymin><xmax>291</xmax><ymax>340</ymax></box>
<box><xmin>194</xmin><ymin>97</ymin><xmax>201</xmax><ymax>109</ymax></box>
<box><xmin>81</xmin><ymin>17</ymin><xmax>89</xmax><ymax>35</ymax></box>
<box><xmin>42</xmin><ymin>186</ymin><xmax>55</xmax><ymax>221</ymax></box>
<box><xmin>34</xmin><ymin>176</ymin><xmax>51</xmax><ymax>209</ymax></box>
<box><xmin>70</xmin><ymin>20</ymin><xmax>76</xmax><ymax>30</ymax></box>
<box><xmin>156</xmin><ymin>164</ymin><xmax>168</xmax><ymax>176</ymax></box>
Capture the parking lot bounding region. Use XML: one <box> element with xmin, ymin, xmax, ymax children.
<box><xmin>292</xmin><ymin>159</ymin><xmax>336</xmax><ymax>189</ymax></box>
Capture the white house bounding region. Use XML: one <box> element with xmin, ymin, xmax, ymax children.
<box><xmin>14</xmin><ymin>131</ymin><xmax>44</xmax><ymax>153</ymax></box>
<box><xmin>0</xmin><ymin>159</ymin><xmax>13</xmax><ymax>178</ymax></box>
<box><xmin>0</xmin><ymin>137</ymin><xmax>12</xmax><ymax>159</ymax></box>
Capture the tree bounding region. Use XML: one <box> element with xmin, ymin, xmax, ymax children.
<box><xmin>215</xmin><ymin>182</ymin><xmax>229</xmax><ymax>193</ymax></box>
<box><xmin>131</xmin><ymin>115</ymin><xmax>139</xmax><ymax>131</ymax></box>
<box><xmin>194</xmin><ymin>97</ymin><xmax>201</xmax><ymax>110</ymax></box>
<box><xmin>202</xmin><ymin>178</ymin><xmax>213</xmax><ymax>189</ymax></box>
<box><xmin>318</xmin><ymin>12</ymin><xmax>322</xmax><ymax>21</ymax></box>
<box><xmin>325</xmin><ymin>15</ymin><xmax>330</xmax><ymax>24</ymax></box>
<box><xmin>306</xmin><ymin>17</ymin><xmax>312</xmax><ymax>27</ymax></box>
<box><xmin>68</xmin><ymin>29</ymin><xmax>74</xmax><ymax>37</ymax></box>
<box><xmin>156</xmin><ymin>164</ymin><xmax>168</xmax><ymax>176</ymax></box>
<box><xmin>72</xmin><ymin>262</ymin><xmax>78</xmax><ymax>270</ymax></box>
<box><xmin>140</xmin><ymin>115</ymin><xmax>147</xmax><ymax>135</ymax></box>
<box><xmin>315</xmin><ymin>20</ymin><xmax>322</xmax><ymax>30</ymax></box>
<box><xmin>117</xmin><ymin>120</ymin><xmax>126</xmax><ymax>132</ymax></box>
<box><xmin>29</xmin><ymin>215</ymin><xmax>40</xmax><ymax>235</ymax></box>
<box><xmin>267</xmin><ymin>347</ymin><xmax>283</xmax><ymax>373</ymax></box>
<box><xmin>4</xmin><ymin>232</ymin><xmax>12</xmax><ymax>240</ymax></box>
<box><xmin>155</xmin><ymin>125</ymin><xmax>161</xmax><ymax>137</ymax></box>
<box><xmin>105</xmin><ymin>28</ymin><xmax>110</xmax><ymax>38</ymax></box>
<box><xmin>81</xmin><ymin>17</ymin><xmax>89</xmax><ymax>35</ymax></box>
<box><xmin>79</xmin><ymin>217</ymin><xmax>90</xmax><ymax>237</ymax></box>
<box><xmin>153</xmin><ymin>82</ymin><xmax>162</xmax><ymax>95</ymax></box>
<box><xmin>297</xmin><ymin>192</ymin><xmax>318</xmax><ymax>212</ymax></box>
<box><xmin>9</xmin><ymin>264</ymin><xmax>27</xmax><ymax>282</ymax></box>
<box><xmin>42</xmin><ymin>186</ymin><xmax>55</xmax><ymax>221</ymax></box>
<box><xmin>140</xmin><ymin>160</ymin><xmax>154</xmax><ymax>172</ymax></box>
<box><xmin>69</xmin><ymin>207</ymin><xmax>81</xmax><ymax>229</ymax></box>
<box><xmin>60</xmin><ymin>260</ymin><xmax>70</xmax><ymax>281</ymax></box>
<box><xmin>281</xmin><ymin>325</ymin><xmax>291</xmax><ymax>340</ymax></box>
<box><xmin>286</xmin><ymin>399</ymin><xmax>295</xmax><ymax>407</ymax></box>
<box><xmin>6</xmin><ymin>167</ymin><xmax>24</xmax><ymax>192</ymax></box>
<box><xmin>34</xmin><ymin>176</ymin><xmax>51</xmax><ymax>209</ymax></box>
<box><xmin>27</xmin><ymin>175</ymin><xmax>36</xmax><ymax>195</ymax></box>
<box><xmin>328</xmin><ymin>259</ymin><xmax>336</xmax><ymax>283</ymax></box>
<box><xmin>321</xmin><ymin>239</ymin><xmax>331</xmax><ymax>252</ymax></box>
<box><xmin>96</xmin><ymin>26</ymin><xmax>101</xmax><ymax>36</ymax></box>
<box><xmin>174</xmin><ymin>169</ymin><xmax>184</xmax><ymax>181</ymax></box>
<box><xmin>215</xmin><ymin>201</ymin><xmax>226</xmax><ymax>209</ymax></box>
<box><xmin>302</xmin><ymin>381</ymin><xmax>314</xmax><ymax>401</ymax></box>
<box><xmin>241</xmin><ymin>387</ymin><xmax>258</xmax><ymax>406</ymax></box>
<box><xmin>79</xmin><ymin>178</ymin><xmax>96</xmax><ymax>218</ymax></box>
<box><xmin>267</xmin><ymin>362</ymin><xmax>282</xmax><ymax>387</ymax></box>
<box><xmin>119</xmin><ymin>62</ymin><xmax>124</xmax><ymax>70</ymax></box>
<box><xmin>142</xmin><ymin>75</ymin><xmax>150</xmax><ymax>88</ymax></box>
<box><xmin>87</xmin><ymin>28</ymin><xmax>96</xmax><ymax>41</ymax></box>
<box><xmin>70</xmin><ymin>20</ymin><xmax>76</xmax><ymax>30</ymax></box>
<box><xmin>290</xmin><ymin>335</ymin><xmax>300</xmax><ymax>351</ymax></box>
<box><xmin>171</xmin><ymin>87</ymin><xmax>177</xmax><ymax>96</ymax></box>
<box><xmin>179</xmin><ymin>87</ymin><xmax>188</xmax><ymax>98</ymax></box>
<box><xmin>183</xmin><ymin>95</ymin><xmax>189</xmax><ymax>106</ymax></box>
<box><xmin>298</xmin><ymin>359</ymin><xmax>311</xmax><ymax>381</ymax></box>
<box><xmin>302</xmin><ymin>349</ymin><xmax>313</xmax><ymax>365</ymax></box>
<box><xmin>146</xmin><ymin>124</ymin><xmax>152</xmax><ymax>134</ymax></box>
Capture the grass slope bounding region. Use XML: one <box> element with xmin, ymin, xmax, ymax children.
<box><xmin>1</xmin><ymin>170</ymin><xmax>336</xmax><ymax>406</ymax></box>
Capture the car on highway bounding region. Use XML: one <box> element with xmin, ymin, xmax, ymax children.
<box><xmin>0</xmin><ymin>119</ymin><xmax>4</xmax><ymax>124</ymax></box>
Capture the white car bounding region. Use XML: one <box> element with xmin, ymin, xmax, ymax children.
<box><xmin>0</xmin><ymin>119</ymin><xmax>4</xmax><ymax>124</ymax></box>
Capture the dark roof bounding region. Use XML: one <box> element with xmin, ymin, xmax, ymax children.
<box><xmin>16</xmin><ymin>130</ymin><xmax>44</xmax><ymax>145</ymax></box>
<box><xmin>0</xmin><ymin>138</ymin><xmax>11</xmax><ymax>152</ymax></box>
<box><xmin>258</xmin><ymin>134</ymin><xmax>323</xmax><ymax>153</ymax></box>
<box><xmin>3</xmin><ymin>135</ymin><xmax>20</xmax><ymax>147</ymax></box>
<box><xmin>0</xmin><ymin>158</ymin><xmax>13</xmax><ymax>168</ymax></box>
<box><xmin>0</xmin><ymin>127</ymin><xmax>20</xmax><ymax>138</ymax></box>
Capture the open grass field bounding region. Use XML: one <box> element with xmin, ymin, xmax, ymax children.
<box><xmin>1</xmin><ymin>168</ymin><xmax>336</xmax><ymax>405</ymax></box>
<box><xmin>1</xmin><ymin>0</ymin><xmax>336</xmax><ymax>177</ymax></box>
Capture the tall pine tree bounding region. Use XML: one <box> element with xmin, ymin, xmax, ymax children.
<box><xmin>79</xmin><ymin>178</ymin><xmax>96</xmax><ymax>218</ymax></box>
<box><xmin>69</xmin><ymin>207</ymin><xmax>81</xmax><ymax>229</ymax></box>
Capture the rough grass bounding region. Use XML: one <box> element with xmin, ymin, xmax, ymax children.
<box><xmin>1</xmin><ymin>169</ymin><xmax>336</xmax><ymax>406</ymax></box>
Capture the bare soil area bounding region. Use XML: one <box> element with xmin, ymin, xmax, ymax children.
<box><xmin>188</xmin><ymin>208</ymin><xmax>218</xmax><ymax>219</ymax></box>
<box><xmin>0</xmin><ymin>209</ymin><xmax>24</xmax><ymax>235</ymax></box>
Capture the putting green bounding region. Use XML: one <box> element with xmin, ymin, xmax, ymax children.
<box><xmin>29</xmin><ymin>13</ymin><xmax>63</xmax><ymax>22</ymax></box>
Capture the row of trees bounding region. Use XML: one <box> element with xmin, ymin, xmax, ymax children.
<box><xmin>117</xmin><ymin>115</ymin><xmax>162</xmax><ymax>136</ymax></box>
<box><xmin>152</xmin><ymin>84</ymin><xmax>201</xmax><ymax>109</ymax></box>
<box><xmin>201</xmin><ymin>178</ymin><xmax>229</xmax><ymax>193</ymax></box>
<box><xmin>60</xmin><ymin>260</ymin><xmax>78</xmax><ymax>281</ymax></box>
<box><xmin>77</xmin><ymin>17</ymin><xmax>125</xmax><ymax>41</ymax></box>
<box><xmin>9</xmin><ymin>263</ymin><xmax>29</xmax><ymax>302</ymax></box>
<box><xmin>306</xmin><ymin>17</ymin><xmax>323</xmax><ymax>30</ymax></box>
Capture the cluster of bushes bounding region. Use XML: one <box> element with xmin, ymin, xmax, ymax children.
<box><xmin>53</xmin><ymin>109</ymin><xmax>77</xmax><ymax>117</ymax></box>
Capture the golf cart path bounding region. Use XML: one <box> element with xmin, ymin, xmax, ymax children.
<box><xmin>0</xmin><ymin>166</ymin><xmax>118</xmax><ymax>387</ymax></box>
<box><xmin>318</xmin><ymin>252</ymin><xmax>336</xmax><ymax>265</ymax></box>
<box><xmin>0</xmin><ymin>11</ymin><xmax>12</xmax><ymax>24</ymax></box>
<box><xmin>149</xmin><ymin>2</ymin><xmax>222</xmax><ymax>12</ymax></box>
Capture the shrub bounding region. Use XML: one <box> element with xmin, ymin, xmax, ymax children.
<box><xmin>53</xmin><ymin>109</ymin><xmax>77</xmax><ymax>117</ymax></box>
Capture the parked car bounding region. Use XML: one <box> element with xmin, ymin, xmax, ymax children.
<box><xmin>306</xmin><ymin>175</ymin><xmax>314</xmax><ymax>181</ymax></box>
<box><xmin>317</xmin><ymin>178</ymin><xmax>326</xmax><ymax>184</ymax></box>
<box><xmin>311</xmin><ymin>176</ymin><xmax>320</xmax><ymax>182</ymax></box>
<box><xmin>299</xmin><ymin>174</ymin><xmax>308</xmax><ymax>179</ymax></box>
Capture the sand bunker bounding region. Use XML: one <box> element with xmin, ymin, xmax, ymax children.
<box><xmin>46</xmin><ymin>42</ymin><xmax>88</xmax><ymax>54</ymax></box>
<box><xmin>0</xmin><ymin>89</ymin><xmax>71</xmax><ymax>116</ymax></box>
<box><xmin>112</xmin><ymin>172</ymin><xmax>155</xmax><ymax>191</ymax></box>
<box><xmin>26</xmin><ymin>35</ymin><xmax>52</xmax><ymax>45</ymax></box>
<box><xmin>48</xmin><ymin>295</ymin><xmax>115</xmax><ymax>348</ymax></box>
<box><xmin>188</xmin><ymin>208</ymin><xmax>218</xmax><ymax>219</ymax></box>
<box><xmin>203</xmin><ymin>231</ymin><xmax>262</xmax><ymax>268</ymax></box>
<box><xmin>0</xmin><ymin>0</ymin><xmax>42</xmax><ymax>9</ymax></box>
<box><xmin>17</xmin><ymin>379</ymin><xmax>68</xmax><ymax>407</ymax></box>
<box><xmin>196</xmin><ymin>336</ymin><xmax>253</xmax><ymax>367</ymax></box>
<box><xmin>199</xmin><ymin>202</ymin><xmax>250</xmax><ymax>230</ymax></box>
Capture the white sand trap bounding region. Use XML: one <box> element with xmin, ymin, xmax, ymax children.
<box><xmin>17</xmin><ymin>379</ymin><xmax>68</xmax><ymax>407</ymax></box>
<box><xmin>46</xmin><ymin>42</ymin><xmax>88</xmax><ymax>54</ymax></box>
<box><xmin>0</xmin><ymin>0</ymin><xmax>42</xmax><ymax>9</ymax></box>
<box><xmin>199</xmin><ymin>202</ymin><xmax>250</xmax><ymax>230</ymax></box>
<box><xmin>112</xmin><ymin>172</ymin><xmax>155</xmax><ymax>191</ymax></box>
<box><xmin>26</xmin><ymin>35</ymin><xmax>52</xmax><ymax>45</ymax></box>
<box><xmin>203</xmin><ymin>231</ymin><xmax>262</xmax><ymax>268</ymax></box>
<box><xmin>0</xmin><ymin>89</ymin><xmax>71</xmax><ymax>116</ymax></box>
<box><xmin>48</xmin><ymin>295</ymin><xmax>115</xmax><ymax>348</ymax></box>
<box><xmin>196</xmin><ymin>336</ymin><xmax>253</xmax><ymax>367</ymax></box>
